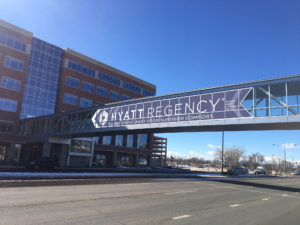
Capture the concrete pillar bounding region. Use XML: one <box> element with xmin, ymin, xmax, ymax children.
<box><xmin>112</xmin><ymin>151</ymin><xmax>118</xmax><ymax>167</ymax></box>
<box><xmin>42</xmin><ymin>142</ymin><xmax>51</xmax><ymax>157</ymax></box>
<box><xmin>98</xmin><ymin>135</ymin><xmax>103</xmax><ymax>144</ymax></box>
<box><xmin>135</xmin><ymin>154</ymin><xmax>139</xmax><ymax>167</ymax></box>
<box><xmin>4</xmin><ymin>144</ymin><xmax>14</xmax><ymax>163</ymax></box>
<box><xmin>148</xmin><ymin>155</ymin><xmax>153</xmax><ymax>167</ymax></box>
<box><xmin>133</xmin><ymin>134</ymin><xmax>138</xmax><ymax>148</ymax></box>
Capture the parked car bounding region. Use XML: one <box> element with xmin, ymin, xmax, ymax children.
<box><xmin>27</xmin><ymin>157</ymin><xmax>58</xmax><ymax>170</ymax></box>
<box><xmin>254</xmin><ymin>167</ymin><xmax>266</xmax><ymax>175</ymax></box>
<box><xmin>291</xmin><ymin>170</ymin><xmax>300</xmax><ymax>176</ymax></box>
<box><xmin>231</xmin><ymin>166</ymin><xmax>249</xmax><ymax>175</ymax></box>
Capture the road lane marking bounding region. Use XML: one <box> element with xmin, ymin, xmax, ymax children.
<box><xmin>229</xmin><ymin>204</ymin><xmax>241</xmax><ymax>208</ymax></box>
<box><xmin>165</xmin><ymin>191</ymin><xmax>195</xmax><ymax>195</ymax></box>
<box><xmin>172</xmin><ymin>215</ymin><xmax>191</xmax><ymax>220</ymax></box>
<box><xmin>262</xmin><ymin>198</ymin><xmax>270</xmax><ymax>201</ymax></box>
<box><xmin>282</xmin><ymin>194</ymin><xmax>288</xmax><ymax>197</ymax></box>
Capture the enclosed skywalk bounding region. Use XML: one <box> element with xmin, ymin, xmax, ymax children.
<box><xmin>20</xmin><ymin>75</ymin><xmax>300</xmax><ymax>139</ymax></box>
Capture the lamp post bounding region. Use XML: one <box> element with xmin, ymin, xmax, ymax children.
<box><xmin>273</xmin><ymin>144</ymin><xmax>287</xmax><ymax>176</ymax></box>
<box><xmin>221</xmin><ymin>131</ymin><xmax>225</xmax><ymax>173</ymax></box>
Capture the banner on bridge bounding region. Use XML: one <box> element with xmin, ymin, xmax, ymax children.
<box><xmin>91</xmin><ymin>88</ymin><xmax>252</xmax><ymax>128</ymax></box>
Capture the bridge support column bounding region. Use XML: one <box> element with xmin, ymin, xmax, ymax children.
<box><xmin>135</xmin><ymin>154</ymin><xmax>139</xmax><ymax>167</ymax></box>
<box><xmin>112</xmin><ymin>151</ymin><xmax>118</xmax><ymax>167</ymax></box>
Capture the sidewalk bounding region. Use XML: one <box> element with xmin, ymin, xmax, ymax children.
<box><xmin>0</xmin><ymin>171</ymin><xmax>225</xmax><ymax>180</ymax></box>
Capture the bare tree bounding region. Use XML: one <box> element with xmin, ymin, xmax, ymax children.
<box><xmin>214</xmin><ymin>146</ymin><xmax>246</xmax><ymax>168</ymax></box>
<box><xmin>248</xmin><ymin>153</ymin><xmax>265</xmax><ymax>170</ymax></box>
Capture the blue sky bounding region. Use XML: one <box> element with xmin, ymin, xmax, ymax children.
<box><xmin>1</xmin><ymin>0</ymin><xmax>300</xmax><ymax>161</ymax></box>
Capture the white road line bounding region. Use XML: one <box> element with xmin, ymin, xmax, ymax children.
<box><xmin>165</xmin><ymin>191</ymin><xmax>195</xmax><ymax>195</ymax></box>
<box><xmin>172</xmin><ymin>215</ymin><xmax>192</xmax><ymax>220</ymax></box>
<box><xmin>282</xmin><ymin>194</ymin><xmax>288</xmax><ymax>197</ymax></box>
<box><xmin>262</xmin><ymin>198</ymin><xmax>270</xmax><ymax>201</ymax></box>
<box><xmin>230</xmin><ymin>204</ymin><xmax>241</xmax><ymax>208</ymax></box>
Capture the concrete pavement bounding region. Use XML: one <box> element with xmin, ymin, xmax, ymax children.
<box><xmin>1</xmin><ymin>177</ymin><xmax>300</xmax><ymax>225</ymax></box>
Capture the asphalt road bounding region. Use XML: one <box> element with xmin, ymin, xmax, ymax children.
<box><xmin>1</xmin><ymin>176</ymin><xmax>300</xmax><ymax>225</ymax></box>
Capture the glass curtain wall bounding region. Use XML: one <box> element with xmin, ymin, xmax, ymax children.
<box><xmin>20</xmin><ymin>38</ymin><xmax>63</xmax><ymax>118</ymax></box>
<box><xmin>242</xmin><ymin>81</ymin><xmax>300</xmax><ymax>117</ymax></box>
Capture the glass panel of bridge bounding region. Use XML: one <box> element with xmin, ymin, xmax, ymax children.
<box><xmin>287</xmin><ymin>81</ymin><xmax>300</xmax><ymax>116</ymax></box>
<box><xmin>254</xmin><ymin>85</ymin><xmax>269</xmax><ymax>109</ymax></box>
<box><xmin>270</xmin><ymin>83</ymin><xmax>286</xmax><ymax>107</ymax></box>
<box><xmin>270</xmin><ymin>107</ymin><xmax>287</xmax><ymax>116</ymax></box>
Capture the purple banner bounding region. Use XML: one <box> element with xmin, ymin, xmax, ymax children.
<box><xmin>92</xmin><ymin>88</ymin><xmax>252</xmax><ymax>128</ymax></box>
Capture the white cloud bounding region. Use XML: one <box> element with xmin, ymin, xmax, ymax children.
<box><xmin>206</xmin><ymin>151</ymin><xmax>215</xmax><ymax>155</ymax></box>
<box><xmin>207</xmin><ymin>144</ymin><xmax>221</xmax><ymax>149</ymax></box>
<box><xmin>167</xmin><ymin>151</ymin><xmax>186</xmax><ymax>158</ymax></box>
<box><xmin>207</xmin><ymin>144</ymin><xmax>216</xmax><ymax>149</ymax></box>
<box><xmin>265</xmin><ymin>155</ymin><xmax>284</xmax><ymax>163</ymax></box>
<box><xmin>280</xmin><ymin>143</ymin><xmax>298</xmax><ymax>149</ymax></box>
<box><xmin>188</xmin><ymin>150</ymin><xmax>204</xmax><ymax>158</ymax></box>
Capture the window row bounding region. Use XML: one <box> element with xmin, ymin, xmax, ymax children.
<box><xmin>63</xmin><ymin>94</ymin><xmax>93</xmax><ymax>108</ymax></box>
<box><xmin>122</xmin><ymin>81</ymin><xmax>141</xmax><ymax>94</ymax></box>
<box><xmin>143</xmin><ymin>89</ymin><xmax>155</xmax><ymax>97</ymax></box>
<box><xmin>68</xmin><ymin>60</ymin><xmax>96</xmax><ymax>78</ymax></box>
<box><xmin>67</xmin><ymin>60</ymin><xmax>154</xmax><ymax>96</ymax></box>
<box><xmin>101</xmin><ymin>134</ymin><xmax>148</xmax><ymax>149</ymax></box>
<box><xmin>98</xmin><ymin>72</ymin><xmax>120</xmax><ymax>87</ymax></box>
<box><xmin>66</xmin><ymin>76</ymin><xmax>79</xmax><ymax>88</ymax></box>
<box><xmin>0</xmin><ymin>76</ymin><xmax>21</xmax><ymax>92</ymax></box>
<box><xmin>4</xmin><ymin>56</ymin><xmax>24</xmax><ymax>72</ymax></box>
<box><xmin>0</xmin><ymin>32</ymin><xmax>26</xmax><ymax>52</ymax></box>
<box><xmin>0</xmin><ymin>98</ymin><xmax>18</xmax><ymax>112</ymax></box>
<box><xmin>82</xmin><ymin>81</ymin><xmax>94</xmax><ymax>93</ymax></box>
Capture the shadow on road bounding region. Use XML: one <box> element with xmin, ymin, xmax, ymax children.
<box><xmin>214</xmin><ymin>178</ymin><xmax>300</xmax><ymax>193</ymax></box>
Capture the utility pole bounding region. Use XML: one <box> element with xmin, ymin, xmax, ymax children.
<box><xmin>221</xmin><ymin>131</ymin><xmax>224</xmax><ymax>173</ymax></box>
<box><xmin>283</xmin><ymin>145</ymin><xmax>287</xmax><ymax>176</ymax></box>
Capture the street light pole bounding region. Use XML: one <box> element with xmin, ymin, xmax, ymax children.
<box><xmin>273</xmin><ymin>144</ymin><xmax>289</xmax><ymax>176</ymax></box>
<box><xmin>283</xmin><ymin>146</ymin><xmax>287</xmax><ymax>176</ymax></box>
<box><xmin>221</xmin><ymin>131</ymin><xmax>224</xmax><ymax>173</ymax></box>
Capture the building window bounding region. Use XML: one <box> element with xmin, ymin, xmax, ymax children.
<box><xmin>0</xmin><ymin>98</ymin><xmax>18</xmax><ymax>112</ymax></box>
<box><xmin>122</xmin><ymin>95</ymin><xmax>130</xmax><ymax>101</ymax></box>
<box><xmin>127</xmin><ymin>134</ymin><xmax>134</xmax><ymax>148</ymax></box>
<box><xmin>137</xmin><ymin>134</ymin><xmax>148</xmax><ymax>149</ymax></box>
<box><xmin>66</xmin><ymin>76</ymin><xmax>79</xmax><ymax>88</ymax></box>
<box><xmin>82</xmin><ymin>82</ymin><xmax>94</xmax><ymax>93</ymax></box>
<box><xmin>143</xmin><ymin>89</ymin><xmax>155</xmax><ymax>97</ymax></box>
<box><xmin>68</xmin><ymin>60</ymin><xmax>95</xmax><ymax>78</ymax></box>
<box><xmin>0</xmin><ymin>120</ymin><xmax>14</xmax><ymax>132</ymax></box>
<box><xmin>96</xmin><ymin>86</ymin><xmax>107</xmax><ymax>97</ymax></box>
<box><xmin>80</xmin><ymin>98</ymin><xmax>93</xmax><ymax>108</ymax></box>
<box><xmin>103</xmin><ymin>136</ymin><xmax>112</xmax><ymax>145</ymax></box>
<box><xmin>63</xmin><ymin>93</ymin><xmax>77</xmax><ymax>105</ymax></box>
<box><xmin>0</xmin><ymin>32</ymin><xmax>27</xmax><ymax>52</ymax></box>
<box><xmin>110</xmin><ymin>90</ymin><xmax>119</xmax><ymax>101</ymax></box>
<box><xmin>115</xmin><ymin>135</ymin><xmax>123</xmax><ymax>146</ymax></box>
<box><xmin>70</xmin><ymin>139</ymin><xmax>93</xmax><ymax>154</ymax></box>
<box><xmin>122</xmin><ymin>81</ymin><xmax>141</xmax><ymax>94</ymax></box>
<box><xmin>1</xmin><ymin>76</ymin><xmax>21</xmax><ymax>92</ymax></box>
<box><xmin>98</xmin><ymin>72</ymin><xmax>120</xmax><ymax>86</ymax></box>
<box><xmin>4</xmin><ymin>56</ymin><xmax>24</xmax><ymax>72</ymax></box>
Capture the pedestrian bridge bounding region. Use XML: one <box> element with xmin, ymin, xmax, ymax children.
<box><xmin>20</xmin><ymin>75</ymin><xmax>300</xmax><ymax>139</ymax></box>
